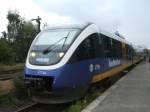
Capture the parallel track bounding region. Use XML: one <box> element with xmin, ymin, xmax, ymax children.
<box><xmin>0</xmin><ymin>69</ymin><xmax>22</xmax><ymax>80</ymax></box>
<box><xmin>0</xmin><ymin>70</ymin><xmax>22</xmax><ymax>95</ymax></box>
<box><xmin>0</xmin><ymin>73</ymin><xmax>18</xmax><ymax>80</ymax></box>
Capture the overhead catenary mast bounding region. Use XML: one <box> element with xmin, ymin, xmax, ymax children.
<box><xmin>31</xmin><ymin>16</ymin><xmax>42</xmax><ymax>33</ymax></box>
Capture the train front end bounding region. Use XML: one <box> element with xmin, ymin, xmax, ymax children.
<box><xmin>24</xmin><ymin>23</ymin><xmax>98</xmax><ymax>103</ymax></box>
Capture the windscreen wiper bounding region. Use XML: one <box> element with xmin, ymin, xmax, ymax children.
<box><xmin>62</xmin><ymin>32</ymin><xmax>70</xmax><ymax>50</ymax></box>
<box><xmin>43</xmin><ymin>32</ymin><xmax>70</xmax><ymax>54</ymax></box>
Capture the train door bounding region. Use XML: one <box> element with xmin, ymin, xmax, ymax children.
<box><xmin>76</xmin><ymin>33</ymin><xmax>100</xmax><ymax>75</ymax></box>
<box><xmin>68</xmin><ymin>33</ymin><xmax>100</xmax><ymax>88</ymax></box>
<box><xmin>68</xmin><ymin>33</ymin><xmax>102</xmax><ymax>77</ymax></box>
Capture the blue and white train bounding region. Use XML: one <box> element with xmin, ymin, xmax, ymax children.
<box><xmin>24</xmin><ymin>23</ymin><xmax>139</xmax><ymax>103</ymax></box>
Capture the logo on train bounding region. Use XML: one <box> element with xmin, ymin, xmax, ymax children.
<box><xmin>109</xmin><ymin>59</ymin><xmax>121</xmax><ymax>67</ymax></box>
<box><xmin>89</xmin><ymin>64</ymin><xmax>94</xmax><ymax>72</ymax></box>
<box><xmin>37</xmin><ymin>71</ymin><xmax>47</xmax><ymax>75</ymax></box>
<box><xmin>89</xmin><ymin>64</ymin><xmax>101</xmax><ymax>72</ymax></box>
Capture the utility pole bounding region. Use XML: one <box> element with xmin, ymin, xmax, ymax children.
<box><xmin>31</xmin><ymin>16</ymin><xmax>42</xmax><ymax>33</ymax></box>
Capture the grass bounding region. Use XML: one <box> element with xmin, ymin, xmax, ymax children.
<box><xmin>64</xmin><ymin>89</ymin><xmax>101</xmax><ymax>112</ymax></box>
<box><xmin>0</xmin><ymin>91</ymin><xmax>19</xmax><ymax>104</ymax></box>
<box><xmin>0</xmin><ymin>72</ymin><xmax>30</xmax><ymax>104</ymax></box>
<box><xmin>0</xmin><ymin>63</ymin><xmax>24</xmax><ymax>72</ymax></box>
<box><xmin>13</xmin><ymin>72</ymin><xmax>29</xmax><ymax>99</ymax></box>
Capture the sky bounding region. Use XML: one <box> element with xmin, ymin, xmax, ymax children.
<box><xmin>0</xmin><ymin>0</ymin><xmax>150</xmax><ymax>48</ymax></box>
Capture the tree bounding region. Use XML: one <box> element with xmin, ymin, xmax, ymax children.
<box><xmin>14</xmin><ymin>21</ymin><xmax>37</xmax><ymax>62</ymax></box>
<box><xmin>0</xmin><ymin>39</ymin><xmax>14</xmax><ymax>64</ymax></box>
<box><xmin>7</xmin><ymin>10</ymin><xmax>23</xmax><ymax>44</ymax></box>
<box><xmin>1</xmin><ymin>31</ymin><xmax>7</xmax><ymax>39</ymax></box>
<box><xmin>0</xmin><ymin>10</ymin><xmax>38</xmax><ymax>64</ymax></box>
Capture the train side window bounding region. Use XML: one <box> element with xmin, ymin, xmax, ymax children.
<box><xmin>94</xmin><ymin>33</ymin><xmax>104</xmax><ymax>58</ymax></box>
<box><xmin>101</xmin><ymin>34</ymin><xmax>112</xmax><ymax>58</ymax></box>
<box><xmin>85</xmin><ymin>35</ymin><xmax>95</xmax><ymax>59</ymax></box>
<box><xmin>117</xmin><ymin>41</ymin><xmax>122</xmax><ymax>58</ymax></box>
<box><xmin>100</xmin><ymin>33</ymin><xmax>123</xmax><ymax>59</ymax></box>
<box><xmin>98</xmin><ymin>34</ymin><xmax>102</xmax><ymax>45</ymax></box>
<box><xmin>86</xmin><ymin>33</ymin><xmax>104</xmax><ymax>58</ymax></box>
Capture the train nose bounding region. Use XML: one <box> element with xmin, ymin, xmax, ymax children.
<box><xmin>24</xmin><ymin>76</ymin><xmax>54</xmax><ymax>92</ymax></box>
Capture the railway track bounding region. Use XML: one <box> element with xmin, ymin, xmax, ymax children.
<box><xmin>14</xmin><ymin>102</ymin><xmax>70</xmax><ymax>112</ymax></box>
<box><xmin>0</xmin><ymin>69</ymin><xmax>23</xmax><ymax>95</ymax></box>
<box><xmin>0</xmin><ymin>72</ymin><xmax>18</xmax><ymax>80</ymax></box>
<box><xmin>0</xmin><ymin>69</ymin><xmax>22</xmax><ymax>80</ymax></box>
<box><xmin>0</xmin><ymin>69</ymin><xmax>22</xmax><ymax>74</ymax></box>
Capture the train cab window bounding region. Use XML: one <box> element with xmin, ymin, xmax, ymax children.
<box><xmin>79</xmin><ymin>38</ymin><xmax>92</xmax><ymax>60</ymax></box>
<box><xmin>69</xmin><ymin>34</ymin><xmax>95</xmax><ymax>62</ymax></box>
<box><xmin>69</xmin><ymin>33</ymin><xmax>104</xmax><ymax>63</ymax></box>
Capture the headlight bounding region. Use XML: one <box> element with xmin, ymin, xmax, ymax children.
<box><xmin>59</xmin><ymin>52</ymin><xmax>64</xmax><ymax>58</ymax></box>
<box><xmin>30</xmin><ymin>52</ymin><xmax>36</xmax><ymax>57</ymax></box>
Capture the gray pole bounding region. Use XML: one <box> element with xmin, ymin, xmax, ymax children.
<box><xmin>31</xmin><ymin>16</ymin><xmax>42</xmax><ymax>33</ymax></box>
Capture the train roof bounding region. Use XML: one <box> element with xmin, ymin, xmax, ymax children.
<box><xmin>100</xmin><ymin>28</ymin><xmax>132</xmax><ymax>46</ymax></box>
<box><xmin>45</xmin><ymin>22</ymin><xmax>91</xmax><ymax>30</ymax></box>
<box><xmin>44</xmin><ymin>23</ymin><xmax>132</xmax><ymax>46</ymax></box>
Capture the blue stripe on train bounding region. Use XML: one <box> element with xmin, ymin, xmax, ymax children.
<box><xmin>24</xmin><ymin>58</ymin><xmax>122</xmax><ymax>90</ymax></box>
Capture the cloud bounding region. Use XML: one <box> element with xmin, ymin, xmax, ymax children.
<box><xmin>33</xmin><ymin>0</ymin><xmax>150</xmax><ymax>48</ymax></box>
<box><xmin>0</xmin><ymin>0</ymin><xmax>150</xmax><ymax>48</ymax></box>
<box><xmin>33</xmin><ymin>0</ymin><xmax>121</xmax><ymax>31</ymax></box>
<box><xmin>0</xmin><ymin>0</ymin><xmax>72</xmax><ymax>35</ymax></box>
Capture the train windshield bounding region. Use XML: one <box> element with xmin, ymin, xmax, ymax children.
<box><xmin>29</xmin><ymin>29</ymin><xmax>80</xmax><ymax>65</ymax></box>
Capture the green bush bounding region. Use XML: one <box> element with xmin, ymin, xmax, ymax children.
<box><xmin>0</xmin><ymin>92</ymin><xmax>18</xmax><ymax>104</ymax></box>
<box><xmin>13</xmin><ymin>72</ymin><xmax>29</xmax><ymax>99</ymax></box>
<box><xmin>0</xmin><ymin>73</ymin><xmax>30</xmax><ymax>104</ymax></box>
<box><xmin>0</xmin><ymin>39</ymin><xmax>15</xmax><ymax>64</ymax></box>
<box><xmin>0</xmin><ymin>63</ymin><xmax>24</xmax><ymax>72</ymax></box>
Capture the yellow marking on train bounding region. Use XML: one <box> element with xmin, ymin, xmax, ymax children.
<box><xmin>91</xmin><ymin>63</ymin><xmax>131</xmax><ymax>83</ymax></box>
<box><xmin>91</xmin><ymin>59</ymin><xmax>142</xmax><ymax>83</ymax></box>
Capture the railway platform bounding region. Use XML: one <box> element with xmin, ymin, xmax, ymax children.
<box><xmin>82</xmin><ymin>62</ymin><xmax>150</xmax><ymax>112</ymax></box>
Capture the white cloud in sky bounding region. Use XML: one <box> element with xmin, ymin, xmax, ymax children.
<box><xmin>0</xmin><ymin>0</ymin><xmax>150</xmax><ymax>48</ymax></box>
<box><xmin>0</xmin><ymin>0</ymin><xmax>73</xmax><ymax>34</ymax></box>
<box><xmin>32</xmin><ymin>0</ymin><xmax>150</xmax><ymax>48</ymax></box>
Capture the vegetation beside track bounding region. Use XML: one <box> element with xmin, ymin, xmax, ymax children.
<box><xmin>64</xmin><ymin>90</ymin><xmax>101</xmax><ymax>112</ymax></box>
<box><xmin>0</xmin><ymin>64</ymin><xmax>24</xmax><ymax>80</ymax></box>
<box><xmin>0</xmin><ymin>72</ymin><xmax>31</xmax><ymax>104</ymax></box>
<box><xmin>0</xmin><ymin>10</ymin><xmax>38</xmax><ymax>65</ymax></box>
<box><xmin>0</xmin><ymin>72</ymin><xmax>33</xmax><ymax>112</ymax></box>
<box><xmin>0</xmin><ymin>91</ymin><xmax>32</xmax><ymax>112</ymax></box>
<box><xmin>0</xmin><ymin>63</ymin><xmax>24</xmax><ymax>73</ymax></box>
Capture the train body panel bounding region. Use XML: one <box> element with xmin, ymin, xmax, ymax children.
<box><xmin>25</xmin><ymin>58</ymin><xmax>123</xmax><ymax>88</ymax></box>
<box><xmin>24</xmin><ymin>57</ymin><xmax>127</xmax><ymax>103</ymax></box>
